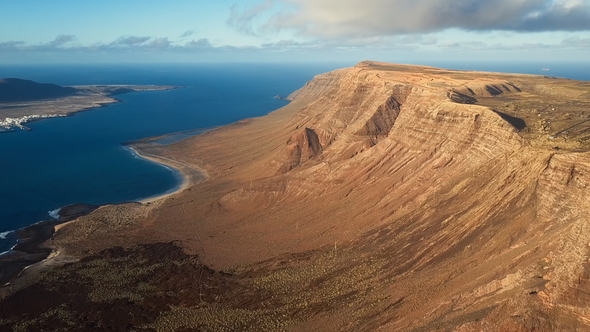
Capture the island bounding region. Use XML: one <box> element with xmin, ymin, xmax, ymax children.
<box><xmin>2</xmin><ymin>61</ymin><xmax>590</xmax><ymax>331</ymax></box>
<box><xmin>0</xmin><ymin>78</ymin><xmax>176</xmax><ymax>131</ymax></box>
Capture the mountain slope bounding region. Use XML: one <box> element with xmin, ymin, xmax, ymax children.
<box><xmin>4</xmin><ymin>61</ymin><xmax>590</xmax><ymax>331</ymax></box>
<box><xmin>150</xmin><ymin>61</ymin><xmax>590</xmax><ymax>330</ymax></box>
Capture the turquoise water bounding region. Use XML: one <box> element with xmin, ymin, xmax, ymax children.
<box><xmin>0</xmin><ymin>61</ymin><xmax>588</xmax><ymax>252</ymax></box>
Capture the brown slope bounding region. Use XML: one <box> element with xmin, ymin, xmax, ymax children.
<box><xmin>7</xmin><ymin>61</ymin><xmax>590</xmax><ymax>331</ymax></box>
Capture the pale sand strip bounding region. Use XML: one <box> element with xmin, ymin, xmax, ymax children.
<box><xmin>126</xmin><ymin>144</ymin><xmax>208</xmax><ymax>204</ymax></box>
<box><xmin>52</xmin><ymin>143</ymin><xmax>207</xmax><ymax>233</ymax></box>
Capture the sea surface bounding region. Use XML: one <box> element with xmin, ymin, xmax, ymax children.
<box><xmin>0</xmin><ymin>63</ymin><xmax>346</xmax><ymax>252</ymax></box>
<box><xmin>0</xmin><ymin>61</ymin><xmax>589</xmax><ymax>253</ymax></box>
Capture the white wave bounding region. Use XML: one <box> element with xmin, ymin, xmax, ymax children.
<box><xmin>0</xmin><ymin>230</ymin><xmax>12</xmax><ymax>239</ymax></box>
<box><xmin>48</xmin><ymin>208</ymin><xmax>61</xmax><ymax>219</ymax></box>
<box><xmin>0</xmin><ymin>244</ymin><xmax>18</xmax><ymax>257</ymax></box>
<box><xmin>122</xmin><ymin>145</ymin><xmax>142</xmax><ymax>159</ymax></box>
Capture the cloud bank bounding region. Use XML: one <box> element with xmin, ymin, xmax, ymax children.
<box><xmin>1</xmin><ymin>32</ymin><xmax>589</xmax><ymax>57</ymax></box>
<box><xmin>231</xmin><ymin>0</ymin><xmax>590</xmax><ymax>39</ymax></box>
<box><xmin>0</xmin><ymin>35</ymin><xmax>206</xmax><ymax>53</ymax></box>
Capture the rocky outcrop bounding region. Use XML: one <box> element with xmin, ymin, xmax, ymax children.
<box><xmin>447</xmin><ymin>90</ymin><xmax>478</xmax><ymax>104</ymax></box>
<box><xmin>278</xmin><ymin>127</ymin><xmax>323</xmax><ymax>173</ymax></box>
<box><xmin>453</xmin><ymin>80</ymin><xmax>522</xmax><ymax>98</ymax></box>
<box><xmin>356</xmin><ymin>85</ymin><xmax>412</xmax><ymax>141</ymax></box>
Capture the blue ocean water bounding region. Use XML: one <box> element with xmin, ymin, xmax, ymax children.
<box><xmin>0</xmin><ymin>63</ymin><xmax>347</xmax><ymax>252</ymax></box>
<box><xmin>0</xmin><ymin>61</ymin><xmax>588</xmax><ymax>253</ymax></box>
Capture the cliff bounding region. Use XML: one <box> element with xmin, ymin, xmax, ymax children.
<box><xmin>3</xmin><ymin>61</ymin><xmax>590</xmax><ymax>331</ymax></box>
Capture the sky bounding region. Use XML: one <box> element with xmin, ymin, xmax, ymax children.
<box><xmin>1</xmin><ymin>0</ymin><xmax>589</xmax><ymax>64</ymax></box>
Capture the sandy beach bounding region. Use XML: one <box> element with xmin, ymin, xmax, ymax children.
<box><xmin>125</xmin><ymin>142</ymin><xmax>208</xmax><ymax>204</ymax></box>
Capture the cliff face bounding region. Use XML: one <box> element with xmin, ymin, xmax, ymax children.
<box><xmin>138</xmin><ymin>62</ymin><xmax>590</xmax><ymax>330</ymax></box>
<box><xmin>9</xmin><ymin>62</ymin><xmax>590</xmax><ymax>331</ymax></box>
<box><xmin>167</xmin><ymin>62</ymin><xmax>590</xmax><ymax>331</ymax></box>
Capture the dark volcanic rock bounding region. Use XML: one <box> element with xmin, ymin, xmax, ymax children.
<box><xmin>0</xmin><ymin>204</ymin><xmax>99</xmax><ymax>286</ymax></box>
<box><xmin>0</xmin><ymin>78</ymin><xmax>78</xmax><ymax>103</ymax></box>
<box><xmin>0</xmin><ymin>243</ymin><xmax>242</xmax><ymax>331</ymax></box>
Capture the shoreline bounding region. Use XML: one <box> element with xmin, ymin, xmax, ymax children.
<box><xmin>0</xmin><ymin>86</ymin><xmax>182</xmax><ymax>253</ymax></box>
<box><xmin>123</xmin><ymin>142</ymin><xmax>208</xmax><ymax>204</ymax></box>
<box><xmin>0</xmin><ymin>85</ymin><xmax>179</xmax><ymax>131</ymax></box>
<box><xmin>0</xmin><ymin>131</ymin><xmax>208</xmax><ymax>286</ymax></box>
<box><xmin>0</xmin><ymin>204</ymin><xmax>98</xmax><ymax>286</ymax></box>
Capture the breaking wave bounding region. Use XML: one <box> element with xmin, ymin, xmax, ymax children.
<box><xmin>48</xmin><ymin>208</ymin><xmax>61</xmax><ymax>219</ymax></box>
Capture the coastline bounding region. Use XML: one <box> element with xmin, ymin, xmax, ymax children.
<box><xmin>0</xmin><ymin>204</ymin><xmax>98</xmax><ymax>286</ymax></box>
<box><xmin>0</xmin><ymin>85</ymin><xmax>178</xmax><ymax>131</ymax></box>
<box><xmin>0</xmin><ymin>131</ymin><xmax>208</xmax><ymax>286</ymax></box>
<box><xmin>0</xmin><ymin>85</ymin><xmax>182</xmax><ymax>254</ymax></box>
<box><xmin>123</xmin><ymin>141</ymin><xmax>208</xmax><ymax>204</ymax></box>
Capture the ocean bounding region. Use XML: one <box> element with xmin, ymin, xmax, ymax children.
<box><xmin>0</xmin><ymin>61</ymin><xmax>588</xmax><ymax>253</ymax></box>
<box><xmin>0</xmin><ymin>63</ymin><xmax>347</xmax><ymax>252</ymax></box>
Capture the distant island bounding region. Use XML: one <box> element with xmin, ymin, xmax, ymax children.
<box><xmin>0</xmin><ymin>78</ymin><xmax>78</xmax><ymax>102</ymax></box>
<box><xmin>0</xmin><ymin>78</ymin><xmax>176</xmax><ymax>131</ymax></box>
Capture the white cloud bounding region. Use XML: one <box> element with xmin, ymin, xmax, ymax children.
<box><xmin>184</xmin><ymin>38</ymin><xmax>212</xmax><ymax>49</ymax></box>
<box><xmin>562</xmin><ymin>36</ymin><xmax>590</xmax><ymax>47</ymax></box>
<box><xmin>227</xmin><ymin>0</ymin><xmax>277</xmax><ymax>36</ymax></box>
<box><xmin>146</xmin><ymin>38</ymin><xmax>170</xmax><ymax>50</ymax></box>
<box><xmin>231</xmin><ymin>0</ymin><xmax>590</xmax><ymax>40</ymax></box>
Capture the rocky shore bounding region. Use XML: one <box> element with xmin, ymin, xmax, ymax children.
<box><xmin>0</xmin><ymin>204</ymin><xmax>98</xmax><ymax>286</ymax></box>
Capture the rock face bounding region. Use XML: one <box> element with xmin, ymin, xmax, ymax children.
<box><xmin>0</xmin><ymin>78</ymin><xmax>78</xmax><ymax>102</ymax></box>
<box><xmin>4</xmin><ymin>61</ymin><xmax>590</xmax><ymax>331</ymax></box>
<box><xmin>279</xmin><ymin>127</ymin><xmax>324</xmax><ymax>173</ymax></box>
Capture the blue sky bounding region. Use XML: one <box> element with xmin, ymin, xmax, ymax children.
<box><xmin>1</xmin><ymin>0</ymin><xmax>589</xmax><ymax>64</ymax></box>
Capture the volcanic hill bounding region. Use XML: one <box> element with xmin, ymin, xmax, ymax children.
<box><xmin>3</xmin><ymin>61</ymin><xmax>590</xmax><ymax>331</ymax></box>
<box><xmin>0</xmin><ymin>78</ymin><xmax>78</xmax><ymax>102</ymax></box>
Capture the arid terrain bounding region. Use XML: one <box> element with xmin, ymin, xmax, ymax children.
<box><xmin>2</xmin><ymin>61</ymin><xmax>590</xmax><ymax>331</ymax></box>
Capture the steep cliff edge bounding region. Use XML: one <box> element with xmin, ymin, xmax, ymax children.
<box><xmin>4</xmin><ymin>62</ymin><xmax>590</xmax><ymax>331</ymax></box>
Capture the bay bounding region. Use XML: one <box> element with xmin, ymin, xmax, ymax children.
<box><xmin>0</xmin><ymin>63</ymin><xmax>346</xmax><ymax>252</ymax></box>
